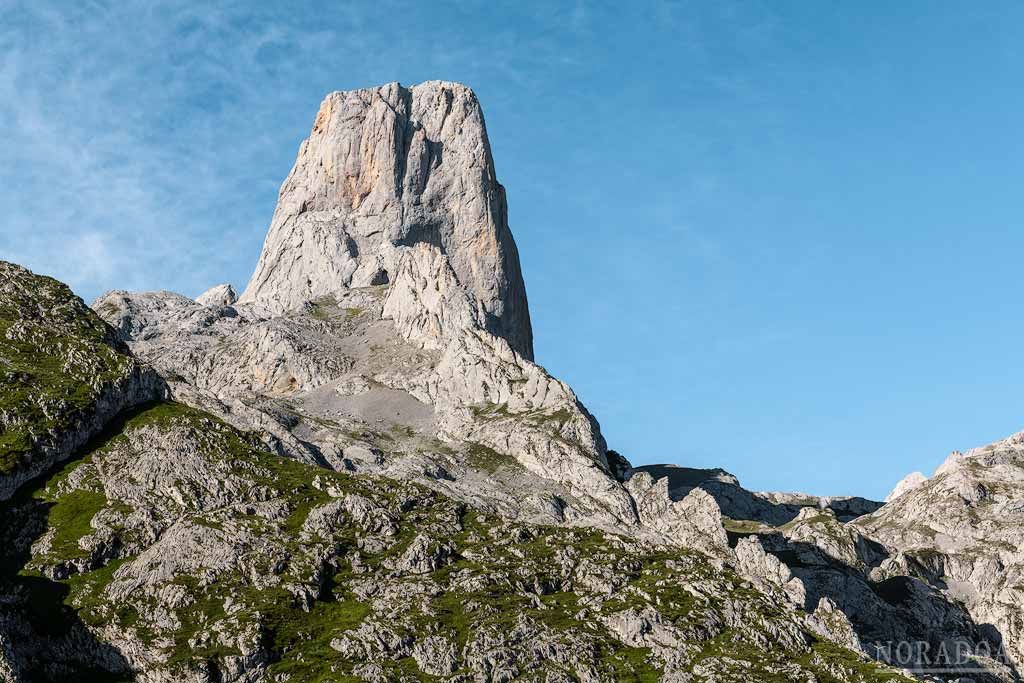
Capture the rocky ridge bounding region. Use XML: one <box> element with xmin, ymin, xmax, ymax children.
<box><xmin>643</xmin><ymin>460</ymin><xmax>1022</xmax><ymax>681</ymax></box>
<box><xmin>884</xmin><ymin>473</ymin><xmax>928</xmax><ymax>503</ymax></box>
<box><xmin>0</xmin><ymin>399</ymin><xmax>908</xmax><ymax>682</ymax></box>
<box><xmin>856</xmin><ymin>432</ymin><xmax>1024</xmax><ymax>672</ymax></box>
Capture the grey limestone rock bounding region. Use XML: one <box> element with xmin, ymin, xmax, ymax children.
<box><xmin>855</xmin><ymin>429</ymin><xmax>1024</xmax><ymax>671</ymax></box>
<box><xmin>624</xmin><ymin>471</ymin><xmax>729</xmax><ymax>554</ymax></box>
<box><xmin>195</xmin><ymin>283</ymin><xmax>237</xmax><ymax>307</ymax></box>
<box><xmin>810</xmin><ymin>597</ymin><xmax>862</xmax><ymax>651</ymax></box>
<box><xmin>630</xmin><ymin>464</ymin><xmax>884</xmax><ymax>527</ymax></box>
<box><xmin>0</xmin><ymin>629</ymin><xmax>22</xmax><ymax>683</ymax></box>
<box><xmin>734</xmin><ymin>535</ymin><xmax>807</xmax><ymax>607</ymax></box>
<box><xmin>238</xmin><ymin>81</ymin><xmax>533</xmax><ymax>361</ymax></box>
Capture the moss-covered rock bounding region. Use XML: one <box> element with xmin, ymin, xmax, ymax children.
<box><xmin>0</xmin><ymin>261</ymin><xmax>163</xmax><ymax>498</ymax></box>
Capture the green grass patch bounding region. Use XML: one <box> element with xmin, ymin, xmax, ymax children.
<box><xmin>264</xmin><ymin>588</ymin><xmax>372</xmax><ymax>681</ymax></box>
<box><xmin>463</xmin><ymin>442</ymin><xmax>522</xmax><ymax>474</ymax></box>
<box><xmin>307</xmin><ymin>296</ymin><xmax>337</xmax><ymax>320</ymax></box>
<box><xmin>43</xmin><ymin>489</ymin><xmax>107</xmax><ymax>560</ymax></box>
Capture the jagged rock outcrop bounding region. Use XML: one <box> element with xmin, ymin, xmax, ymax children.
<box><xmin>195</xmin><ymin>283</ymin><xmax>237</xmax><ymax>307</ymax></box>
<box><xmin>810</xmin><ymin>598</ymin><xmax>862</xmax><ymax>652</ymax></box>
<box><xmin>734</xmin><ymin>535</ymin><xmax>807</xmax><ymax>606</ymax></box>
<box><xmin>0</xmin><ymin>629</ymin><xmax>23</xmax><ymax>683</ymax></box>
<box><xmin>238</xmin><ymin>80</ymin><xmax>533</xmax><ymax>361</ymax></box>
<box><xmin>856</xmin><ymin>430</ymin><xmax>1024</xmax><ymax>672</ymax></box>
<box><xmin>0</xmin><ymin>262</ymin><xmax>164</xmax><ymax>501</ymax></box>
<box><xmin>631</xmin><ymin>464</ymin><xmax>884</xmax><ymax>526</ymax></box>
<box><xmin>624</xmin><ymin>471</ymin><xmax>729</xmax><ymax>554</ymax></box>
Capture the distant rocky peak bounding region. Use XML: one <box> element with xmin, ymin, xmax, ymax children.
<box><xmin>196</xmin><ymin>283</ymin><xmax>236</xmax><ymax>307</ymax></box>
<box><xmin>884</xmin><ymin>471</ymin><xmax>927</xmax><ymax>502</ymax></box>
<box><xmin>239</xmin><ymin>80</ymin><xmax>534</xmax><ymax>360</ymax></box>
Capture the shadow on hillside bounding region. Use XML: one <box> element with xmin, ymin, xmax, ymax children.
<box><xmin>0</xmin><ymin>405</ymin><xmax>156</xmax><ymax>681</ymax></box>
<box><xmin>766</xmin><ymin>536</ymin><xmax>1019</xmax><ymax>682</ymax></box>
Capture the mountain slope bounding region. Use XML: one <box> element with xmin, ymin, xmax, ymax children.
<box><xmin>2</xmin><ymin>79</ymin><xmax>1007</xmax><ymax>683</ymax></box>
<box><xmin>0</xmin><ymin>399</ymin><xmax>910</xmax><ymax>682</ymax></box>
<box><xmin>651</xmin><ymin>460</ymin><xmax>1022</xmax><ymax>681</ymax></box>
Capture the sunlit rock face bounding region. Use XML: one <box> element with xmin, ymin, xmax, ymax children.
<box><xmin>93</xmin><ymin>82</ymin><xmax>640</xmax><ymax>530</ymax></box>
<box><xmin>239</xmin><ymin>80</ymin><xmax>534</xmax><ymax>362</ymax></box>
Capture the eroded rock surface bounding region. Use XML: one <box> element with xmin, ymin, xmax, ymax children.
<box><xmin>885</xmin><ymin>472</ymin><xmax>927</xmax><ymax>502</ymax></box>
<box><xmin>238</xmin><ymin>80</ymin><xmax>533</xmax><ymax>362</ymax></box>
<box><xmin>195</xmin><ymin>284</ymin><xmax>237</xmax><ymax>308</ymax></box>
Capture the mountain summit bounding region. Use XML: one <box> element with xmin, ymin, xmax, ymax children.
<box><xmin>240</xmin><ymin>81</ymin><xmax>534</xmax><ymax>361</ymax></box>
<box><xmin>0</xmin><ymin>81</ymin><xmax>1019</xmax><ymax>682</ymax></box>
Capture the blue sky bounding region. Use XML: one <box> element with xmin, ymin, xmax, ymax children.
<box><xmin>3</xmin><ymin>1</ymin><xmax>1023</xmax><ymax>500</ymax></box>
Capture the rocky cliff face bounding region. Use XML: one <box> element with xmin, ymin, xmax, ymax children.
<box><xmin>883</xmin><ymin>472</ymin><xmax>926</xmax><ymax>502</ymax></box>
<box><xmin>239</xmin><ymin>81</ymin><xmax>533</xmax><ymax>362</ymax></box>
<box><xmin>670</xmin><ymin>456</ymin><xmax>1023</xmax><ymax>681</ymax></box>
<box><xmin>93</xmin><ymin>82</ymin><xmax>643</xmax><ymax>533</ymax></box>
<box><xmin>856</xmin><ymin>432</ymin><xmax>1024</xmax><ymax>672</ymax></box>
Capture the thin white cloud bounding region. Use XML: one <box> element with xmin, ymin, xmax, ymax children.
<box><xmin>0</xmin><ymin>2</ymin><xmax>342</xmax><ymax>299</ymax></box>
<box><xmin>0</xmin><ymin>0</ymin><xmax>610</xmax><ymax>301</ymax></box>
<box><xmin>0</xmin><ymin>1</ymin><xmax>758</xmax><ymax>302</ymax></box>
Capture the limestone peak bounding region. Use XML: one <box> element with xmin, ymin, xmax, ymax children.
<box><xmin>239</xmin><ymin>81</ymin><xmax>534</xmax><ymax>360</ymax></box>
